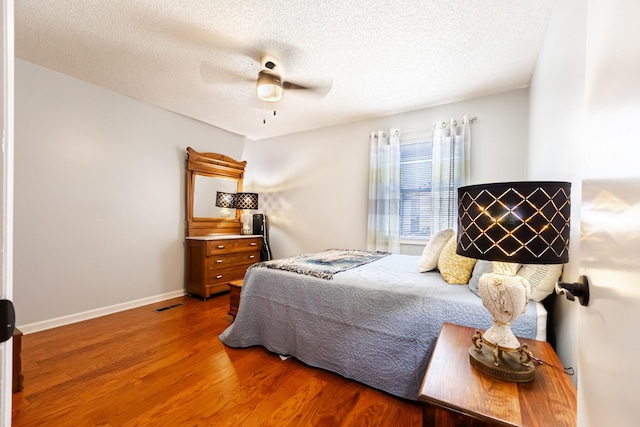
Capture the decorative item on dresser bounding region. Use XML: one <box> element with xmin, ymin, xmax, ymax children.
<box><xmin>185</xmin><ymin>148</ymin><xmax>262</xmax><ymax>299</ymax></box>
<box><xmin>236</xmin><ymin>192</ymin><xmax>259</xmax><ymax>235</ymax></box>
<box><xmin>186</xmin><ymin>235</ymin><xmax>261</xmax><ymax>299</ymax></box>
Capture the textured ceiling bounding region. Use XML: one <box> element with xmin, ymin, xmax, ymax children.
<box><xmin>15</xmin><ymin>0</ymin><xmax>554</xmax><ymax>141</ymax></box>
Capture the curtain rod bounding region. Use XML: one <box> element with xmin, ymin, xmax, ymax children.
<box><xmin>400</xmin><ymin>116</ymin><xmax>477</xmax><ymax>134</ymax></box>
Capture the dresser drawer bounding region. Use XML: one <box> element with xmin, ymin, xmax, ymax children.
<box><xmin>205</xmin><ymin>265</ymin><xmax>249</xmax><ymax>286</ymax></box>
<box><xmin>207</xmin><ymin>251</ymin><xmax>260</xmax><ymax>271</ymax></box>
<box><xmin>206</xmin><ymin>238</ymin><xmax>260</xmax><ymax>256</ymax></box>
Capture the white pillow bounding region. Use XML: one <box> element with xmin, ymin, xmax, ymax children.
<box><xmin>517</xmin><ymin>264</ymin><xmax>564</xmax><ymax>302</ymax></box>
<box><xmin>419</xmin><ymin>229</ymin><xmax>454</xmax><ymax>272</ymax></box>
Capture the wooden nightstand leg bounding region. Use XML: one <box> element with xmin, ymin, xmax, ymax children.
<box><xmin>13</xmin><ymin>328</ymin><xmax>23</xmax><ymax>393</ymax></box>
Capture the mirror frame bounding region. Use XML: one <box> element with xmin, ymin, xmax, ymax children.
<box><xmin>186</xmin><ymin>147</ymin><xmax>246</xmax><ymax>236</ymax></box>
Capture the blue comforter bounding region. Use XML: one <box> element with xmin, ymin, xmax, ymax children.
<box><xmin>219</xmin><ymin>254</ymin><xmax>537</xmax><ymax>400</ymax></box>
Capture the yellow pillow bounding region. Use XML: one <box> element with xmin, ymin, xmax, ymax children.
<box><xmin>438</xmin><ymin>235</ymin><xmax>477</xmax><ymax>284</ymax></box>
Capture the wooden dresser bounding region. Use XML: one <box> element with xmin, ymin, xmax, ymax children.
<box><xmin>186</xmin><ymin>235</ymin><xmax>261</xmax><ymax>299</ymax></box>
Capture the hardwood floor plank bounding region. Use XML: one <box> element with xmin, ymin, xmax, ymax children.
<box><xmin>13</xmin><ymin>294</ymin><xmax>422</xmax><ymax>426</ymax></box>
<box><xmin>307</xmin><ymin>377</ymin><xmax>363</xmax><ymax>427</ymax></box>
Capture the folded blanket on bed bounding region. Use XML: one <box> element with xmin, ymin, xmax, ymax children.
<box><xmin>248</xmin><ymin>248</ymin><xmax>389</xmax><ymax>279</ymax></box>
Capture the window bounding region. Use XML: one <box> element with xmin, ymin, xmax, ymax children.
<box><xmin>400</xmin><ymin>138</ymin><xmax>432</xmax><ymax>239</ymax></box>
<box><xmin>368</xmin><ymin>121</ymin><xmax>469</xmax><ymax>251</ymax></box>
<box><xmin>400</xmin><ymin>134</ymin><xmax>465</xmax><ymax>240</ymax></box>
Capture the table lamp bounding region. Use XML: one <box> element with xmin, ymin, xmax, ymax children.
<box><xmin>456</xmin><ymin>181</ymin><xmax>571</xmax><ymax>382</ymax></box>
<box><xmin>215</xmin><ymin>191</ymin><xmax>236</xmax><ymax>218</ymax></box>
<box><xmin>236</xmin><ymin>192</ymin><xmax>259</xmax><ymax>234</ymax></box>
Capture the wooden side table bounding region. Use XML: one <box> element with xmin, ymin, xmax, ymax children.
<box><xmin>13</xmin><ymin>328</ymin><xmax>23</xmax><ymax>393</ymax></box>
<box><xmin>228</xmin><ymin>279</ymin><xmax>244</xmax><ymax>319</ymax></box>
<box><xmin>418</xmin><ymin>323</ymin><xmax>576</xmax><ymax>427</ymax></box>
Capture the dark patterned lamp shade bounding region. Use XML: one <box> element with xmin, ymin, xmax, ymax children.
<box><xmin>236</xmin><ymin>192</ymin><xmax>259</xmax><ymax>210</ymax></box>
<box><xmin>215</xmin><ymin>192</ymin><xmax>236</xmax><ymax>209</ymax></box>
<box><xmin>456</xmin><ymin>181</ymin><xmax>571</xmax><ymax>264</ymax></box>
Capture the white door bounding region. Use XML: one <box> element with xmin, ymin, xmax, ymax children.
<box><xmin>0</xmin><ymin>1</ymin><xmax>13</xmax><ymax>425</ymax></box>
<box><xmin>579</xmin><ymin>180</ymin><xmax>640</xmax><ymax>426</ymax></box>
<box><xmin>578</xmin><ymin>1</ymin><xmax>640</xmax><ymax>425</ymax></box>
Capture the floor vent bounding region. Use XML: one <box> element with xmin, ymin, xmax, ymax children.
<box><xmin>155</xmin><ymin>303</ymin><xmax>184</xmax><ymax>312</ymax></box>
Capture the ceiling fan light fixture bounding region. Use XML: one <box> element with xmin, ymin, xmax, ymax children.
<box><xmin>257</xmin><ymin>70</ymin><xmax>283</xmax><ymax>102</ymax></box>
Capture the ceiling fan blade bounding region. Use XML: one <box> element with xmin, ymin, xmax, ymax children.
<box><xmin>283</xmin><ymin>81</ymin><xmax>310</xmax><ymax>90</ymax></box>
<box><xmin>200</xmin><ymin>61</ymin><xmax>254</xmax><ymax>85</ymax></box>
<box><xmin>137</xmin><ymin>9</ymin><xmax>264</xmax><ymax>61</ymax></box>
<box><xmin>283</xmin><ymin>80</ymin><xmax>333</xmax><ymax>98</ymax></box>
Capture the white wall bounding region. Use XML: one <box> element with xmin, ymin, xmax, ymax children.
<box><xmin>14</xmin><ymin>59</ymin><xmax>244</xmax><ymax>328</ymax></box>
<box><xmin>530</xmin><ymin>0</ymin><xmax>640</xmax><ymax>425</ymax></box>
<box><xmin>528</xmin><ymin>0</ymin><xmax>585</xmax><ymax>385</ymax></box>
<box><xmin>243</xmin><ymin>89</ymin><xmax>529</xmax><ymax>259</ymax></box>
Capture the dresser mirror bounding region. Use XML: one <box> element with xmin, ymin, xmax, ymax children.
<box><xmin>192</xmin><ymin>175</ymin><xmax>238</xmax><ymax>218</ymax></box>
<box><xmin>186</xmin><ymin>147</ymin><xmax>246</xmax><ymax>236</ymax></box>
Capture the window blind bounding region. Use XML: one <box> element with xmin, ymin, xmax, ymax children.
<box><xmin>400</xmin><ymin>139</ymin><xmax>432</xmax><ymax>239</ymax></box>
<box><xmin>400</xmin><ymin>136</ymin><xmax>464</xmax><ymax>239</ymax></box>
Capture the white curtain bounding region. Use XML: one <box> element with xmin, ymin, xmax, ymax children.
<box><xmin>430</xmin><ymin>115</ymin><xmax>471</xmax><ymax>234</ymax></box>
<box><xmin>367</xmin><ymin>130</ymin><xmax>400</xmax><ymax>253</ymax></box>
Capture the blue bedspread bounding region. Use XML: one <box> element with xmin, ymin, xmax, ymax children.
<box><xmin>219</xmin><ymin>253</ymin><xmax>537</xmax><ymax>400</ymax></box>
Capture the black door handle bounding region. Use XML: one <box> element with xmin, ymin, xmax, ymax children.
<box><xmin>0</xmin><ymin>300</ymin><xmax>15</xmax><ymax>342</ymax></box>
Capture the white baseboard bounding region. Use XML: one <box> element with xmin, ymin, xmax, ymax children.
<box><xmin>17</xmin><ymin>290</ymin><xmax>186</xmax><ymax>334</ymax></box>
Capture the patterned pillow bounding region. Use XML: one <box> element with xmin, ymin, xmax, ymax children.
<box><xmin>419</xmin><ymin>229</ymin><xmax>455</xmax><ymax>272</ymax></box>
<box><xmin>517</xmin><ymin>264</ymin><xmax>564</xmax><ymax>302</ymax></box>
<box><xmin>438</xmin><ymin>235</ymin><xmax>478</xmax><ymax>284</ymax></box>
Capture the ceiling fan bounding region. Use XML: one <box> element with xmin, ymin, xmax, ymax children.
<box><xmin>143</xmin><ymin>15</ymin><xmax>332</xmax><ymax>104</ymax></box>
<box><xmin>255</xmin><ymin>55</ymin><xmax>329</xmax><ymax>103</ymax></box>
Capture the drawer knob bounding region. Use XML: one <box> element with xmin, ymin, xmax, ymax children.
<box><xmin>217</xmin><ymin>245</ymin><xmax>225</xmax><ymax>249</ymax></box>
<box><xmin>250</xmin><ymin>242</ymin><xmax>256</xmax><ymax>246</ymax></box>
<box><xmin>249</xmin><ymin>255</ymin><xmax>255</xmax><ymax>259</ymax></box>
<box><xmin>216</xmin><ymin>259</ymin><xmax>223</xmax><ymax>263</ymax></box>
<box><xmin>216</xmin><ymin>275</ymin><xmax>223</xmax><ymax>279</ymax></box>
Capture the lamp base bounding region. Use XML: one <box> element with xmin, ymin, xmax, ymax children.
<box><xmin>241</xmin><ymin>211</ymin><xmax>253</xmax><ymax>235</ymax></box>
<box><xmin>469</xmin><ymin>330</ymin><xmax>535</xmax><ymax>383</ymax></box>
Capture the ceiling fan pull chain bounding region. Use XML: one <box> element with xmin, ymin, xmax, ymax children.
<box><xmin>260</xmin><ymin>104</ymin><xmax>277</xmax><ymax>124</ymax></box>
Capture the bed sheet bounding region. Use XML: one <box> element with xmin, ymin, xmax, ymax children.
<box><xmin>219</xmin><ymin>254</ymin><xmax>538</xmax><ymax>400</ymax></box>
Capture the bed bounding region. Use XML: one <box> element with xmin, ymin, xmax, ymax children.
<box><xmin>218</xmin><ymin>250</ymin><xmax>546</xmax><ymax>401</ymax></box>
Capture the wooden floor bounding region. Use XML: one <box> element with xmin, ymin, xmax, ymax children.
<box><xmin>12</xmin><ymin>294</ymin><xmax>422</xmax><ymax>426</ymax></box>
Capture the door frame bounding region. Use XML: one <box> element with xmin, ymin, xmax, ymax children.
<box><xmin>0</xmin><ymin>0</ymin><xmax>14</xmax><ymax>425</ymax></box>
